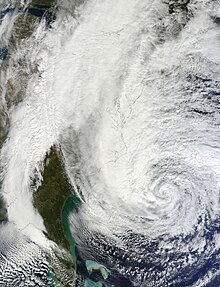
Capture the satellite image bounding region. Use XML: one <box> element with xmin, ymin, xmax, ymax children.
<box><xmin>0</xmin><ymin>0</ymin><xmax>220</xmax><ymax>286</ymax></box>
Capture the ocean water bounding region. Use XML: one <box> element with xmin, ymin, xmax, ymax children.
<box><xmin>0</xmin><ymin>0</ymin><xmax>220</xmax><ymax>286</ymax></box>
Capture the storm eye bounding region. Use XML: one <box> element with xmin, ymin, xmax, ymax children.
<box><xmin>212</xmin><ymin>16</ymin><xmax>220</xmax><ymax>26</ymax></box>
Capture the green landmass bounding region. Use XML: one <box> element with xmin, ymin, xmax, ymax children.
<box><xmin>46</xmin><ymin>250</ymin><xmax>75</xmax><ymax>287</ymax></box>
<box><xmin>30</xmin><ymin>0</ymin><xmax>57</xmax><ymax>8</ymax></box>
<box><xmin>0</xmin><ymin>117</ymin><xmax>8</xmax><ymax>148</ymax></box>
<box><xmin>33</xmin><ymin>146</ymin><xmax>74</xmax><ymax>250</ymax></box>
<box><xmin>33</xmin><ymin>145</ymin><xmax>81</xmax><ymax>286</ymax></box>
<box><xmin>0</xmin><ymin>195</ymin><xmax>7</xmax><ymax>221</ymax></box>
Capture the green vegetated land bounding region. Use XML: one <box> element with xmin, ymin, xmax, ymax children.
<box><xmin>0</xmin><ymin>195</ymin><xmax>7</xmax><ymax>221</ymax></box>
<box><xmin>33</xmin><ymin>146</ymin><xmax>75</xmax><ymax>249</ymax></box>
<box><xmin>33</xmin><ymin>146</ymin><xmax>80</xmax><ymax>286</ymax></box>
<box><xmin>30</xmin><ymin>0</ymin><xmax>56</xmax><ymax>7</ymax></box>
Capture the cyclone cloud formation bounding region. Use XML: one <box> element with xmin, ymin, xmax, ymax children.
<box><xmin>0</xmin><ymin>0</ymin><xmax>220</xmax><ymax>286</ymax></box>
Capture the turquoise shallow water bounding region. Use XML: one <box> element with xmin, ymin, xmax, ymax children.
<box><xmin>61</xmin><ymin>195</ymin><xmax>80</xmax><ymax>264</ymax></box>
<box><xmin>86</xmin><ymin>260</ymin><xmax>110</xmax><ymax>280</ymax></box>
<box><xmin>84</xmin><ymin>279</ymin><xmax>103</xmax><ymax>287</ymax></box>
<box><xmin>47</xmin><ymin>194</ymin><xmax>80</xmax><ymax>286</ymax></box>
<box><xmin>59</xmin><ymin>194</ymin><xmax>111</xmax><ymax>287</ymax></box>
<box><xmin>48</xmin><ymin>270</ymin><xmax>65</xmax><ymax>287</ymax></box>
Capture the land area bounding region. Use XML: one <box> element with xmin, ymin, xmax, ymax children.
<box><xmin>0</xmin><ymin>0</ymin><xmax>57</xmax><ymax>223</ymax></box>
<box><xmin>0</xmin><ymin>196</ymin><xmax>7</xmax><ymax>221</ymax></box>
<box><xmin>33</xmin><ymin>146</ymin><xmax>75</xmax><ymax>250</ymax></box>
<box><xmin>33</xmin><ymin>146</ymin><xmax>80</xmax><ymax>286</ymax></box>
<box><xmin>30</xmin><ymin>0</ymin><xmax>56</xmax><ymax>7</ymax></box>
